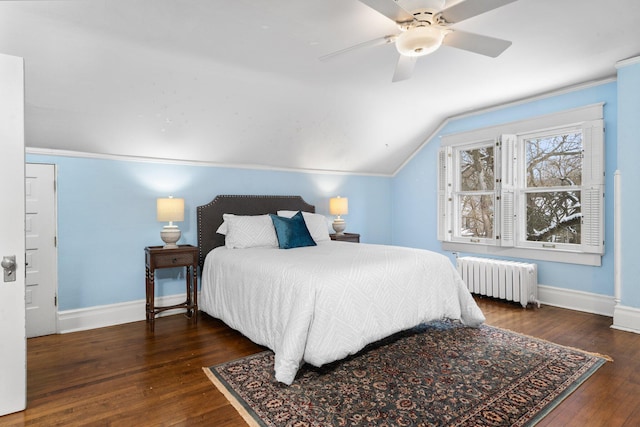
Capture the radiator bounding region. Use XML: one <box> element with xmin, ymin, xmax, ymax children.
<box><xmin>456</xmin><ymin>256</ymin><xmax>539</xmax><ymax>308</ymax></box>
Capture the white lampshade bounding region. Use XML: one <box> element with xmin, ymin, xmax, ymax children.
<box><xmin>157</xmin><ymin>197</ymin><xmax>184</xmax><ymax>223</ymax></box>
<box><xmin>396</xmin><ymin>26</ymin><xmax>444</xmax><ymax>57</ymax></box>
<box><xmin>329</xmin><ymin>197</ymin><xmax>349</xmax><ymax>216</ymax></box>
<box><xmin>157</xmin><ymin>197</ymin><xmax>184</xmax><ymax>249</ymax></box>
<box><xmin>329</xmin><ymin>196</ymin><xmax>348</xmax><ymax>235</ymax></box>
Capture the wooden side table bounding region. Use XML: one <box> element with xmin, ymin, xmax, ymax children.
<box><xmin>145</xmin><ymin>244</ymin><xmax>198</xmax><ymax>331</ymax></box>
<box><xmin>330</xmin><ymin>232</ymin><xmax>360</xmax><ymax>243</ymax></box>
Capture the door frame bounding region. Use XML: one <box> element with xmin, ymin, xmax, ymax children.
<box><xmin>26</xmin><ymin>162</ymin><xmax>59</xmax><ymax>337</ymax></box>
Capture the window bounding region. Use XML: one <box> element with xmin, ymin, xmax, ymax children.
<box><xmin>438</xmin><ymin>104</ymin><xmax>605</xmax><ymax>266</ymax></box>
<box><xmin>455</xmin><ymin>141</ymin><xmax>495</xmax><ymax>242</ymax></box>
<box><xmin>522</xmin><ymin>128</ymin><xmax>583</xmax><ymax>246</ymax></box>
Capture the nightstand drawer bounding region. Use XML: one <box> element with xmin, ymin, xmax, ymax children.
<box><xmin>153</xmin><ymin>252</ymin><xmax>195</xmax><ymax>268</ymax></box>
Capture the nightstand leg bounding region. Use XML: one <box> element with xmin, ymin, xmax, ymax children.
<box><xmin>145</xmin><ymin>266</ymin><xmax>150</xmax><ymax>321</ymax></box>
<box><xmin>185</xmin><ymin>265</ymin><xmax>192</xmax><ymax>318</ymax></box>
<box><xmin>146</xmin><ymin>266</ymin><xmax>155</xmax><ymax>331</ymax></box>
<box><xmin>192</xmin><ymin>265</ymin><xmax>198</xmax><ymax>323</ymax></box>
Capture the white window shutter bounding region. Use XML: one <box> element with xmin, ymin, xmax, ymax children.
<box><xmin>437</xmin><ymin>146</ymin><xmax>451</xmax><ymax>241</ymax></box>
<box><xmin>499</xmin><ymin>134</ymin><xmax>517</xmax><ymax>247</ymax></box>
<box><xmin>581</xmin><ymin>120</ymin><xmax>605</xmax><ymax>254</ymax></box>
<box><xmin>582</xmin><ymin>188</ymin><xmax>604</xmax><ymax>253</ymax></box>
<box><xmin>582</xmin><ymin>120</ymin><xmax>605</xmax><ymax>186</ymax></box>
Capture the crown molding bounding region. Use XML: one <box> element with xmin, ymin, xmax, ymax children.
<box><xmin>26</xmin><ymin>147</ymin><xmax>390</xmax><ymax>178</ymax></box>
<box><xmin>615</xmin><ymin>56</ymin><xmax>640</xmax><ymax>69</ymax></box>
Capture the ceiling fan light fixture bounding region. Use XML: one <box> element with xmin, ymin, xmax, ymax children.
<box><xmin>396</xmin><ymin>26</ymin><xmax>444</xmax><ymax>57</ymax></box>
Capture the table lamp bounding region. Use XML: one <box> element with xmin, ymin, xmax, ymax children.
<box><xmin>329</xmin><ymin>196</ymin><xmax>348</xmax><ymax>235</ymax></box>
<box><xmin>157</xmin><ymin>196</ymin><xmax>184</xmax><ymax>249</ymax></box>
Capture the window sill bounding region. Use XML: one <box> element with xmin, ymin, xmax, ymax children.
<box><xmin>441</xmin><ymin>242</ymin><xmax>602</xmax><ymax>266</ymax></box>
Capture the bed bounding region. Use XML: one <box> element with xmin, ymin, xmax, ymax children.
<box><xmin>197</xmin><ymin>195</ymin><xmax>485</xmax><ymax>385</ymax></box>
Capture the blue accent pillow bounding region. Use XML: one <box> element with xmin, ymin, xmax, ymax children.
<box><xmin>269</xmin><ymin>211</ymin><xmax>317</xmax><ymax>249</ymax></box>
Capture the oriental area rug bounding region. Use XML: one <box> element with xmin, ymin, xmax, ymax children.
<box><xmin>203</xmin><ymin>321</ymin><xmax>608</xmax><ymax>427</ymax></box>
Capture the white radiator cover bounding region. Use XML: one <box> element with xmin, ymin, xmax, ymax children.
<box><xmin>456</xmin><ymin>256</ymin><xmax>539</xmax><ymax>308</ymax></box>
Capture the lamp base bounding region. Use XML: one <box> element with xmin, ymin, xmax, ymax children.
<box><xmin>160</xmin><ymin>225</ymin><xmax>181</xmax><ymax>249</ymax></box>
<box><xmin>332</xmin><ymin>218</ymin><xmax>346</xmax><ymax>235</ymax></box>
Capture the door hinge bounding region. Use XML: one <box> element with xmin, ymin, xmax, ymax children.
<box><xmin>54</xmin><ymin>295</ymin><xmax>57</xmax><ymax>306</ymax></box>
<box><xmin>54</xmin><ymin>236</ymin><xmax>57</xmax><ymax>247</ymax></box>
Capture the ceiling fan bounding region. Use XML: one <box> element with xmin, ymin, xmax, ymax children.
<box><xmin>321</xmin><ymin>0</ymin><xmax>518</xmax><ymax>82</ymax></box>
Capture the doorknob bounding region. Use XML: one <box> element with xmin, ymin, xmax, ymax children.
<box><xmin>1</xmin><ymin>255</ymin><xmax>16</xmax><ymax>282</ymax></box>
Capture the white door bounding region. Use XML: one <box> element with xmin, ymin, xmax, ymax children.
<box><xmin>0</xmin><ymin>53</ymin><xmax>26</xmax><ymax>415</ymax></box>
<box><xmin>26</xmin><ymin>163</ymin><xmax>57</xmax><ymax>337</ymax></box>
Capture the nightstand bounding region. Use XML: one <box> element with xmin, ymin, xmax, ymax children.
<box><xmin>145</xmin><ymin>244</ymin><xmax>198</xmax><ymax>331</ymax></box>
<box><xmin>330</xmin><ymin>232</ymin><xmax>360</xmax><ymax>243</ymax></box>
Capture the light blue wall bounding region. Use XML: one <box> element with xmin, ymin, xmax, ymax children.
<box><xmin>392</xmin><ymin>81</ymin><xmax>619</xmax><ymax>298</ymax></box>
<box><xmin>30</xmin><ymin>73</ymin><xmax>640</xmax><ymax>312</ymax></box>
<box><xmin>26</xmin><ymin>154</ymin><xmax>392</xmax><ymax>310</ymax></box>
<box><xmin>617</xmin><ymin>60</ymin><xmax>640</xmax><ymax>308</ymax></box>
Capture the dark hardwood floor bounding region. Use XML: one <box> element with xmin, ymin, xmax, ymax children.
<box><xmin>2</xmin><ymin>297</ymin><xmax>639</xmax><ymax>426</ymax></box>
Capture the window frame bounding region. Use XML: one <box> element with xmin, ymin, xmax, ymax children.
<box><xmin>451</xmin><ymin>139</ymin><xmax>498</xmax><ymax>245</ymax></box>
<box><xmin>438</xmin><ymin>104</ymin><xmax>605</xmax><ymax>266</ymax></box>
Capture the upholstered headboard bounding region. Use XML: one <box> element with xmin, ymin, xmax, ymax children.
<box><xmin>196</xmin><ymin>195</ymin><xmax>316</xmax><ymax>268</ymax></box>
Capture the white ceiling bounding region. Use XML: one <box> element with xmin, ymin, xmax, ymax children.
<box><xmin>1</xmin><ymin>0</ymin><xmax>639</xmax><ymax>175</ymax></box>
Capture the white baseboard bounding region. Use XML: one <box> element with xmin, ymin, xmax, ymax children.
<box><xmin>537</xmin><ymin>285</ymin><xmax>616</xmax><ymax>317</ymax></box>
<box><xmin>57</xmin><ymin>286</ymin><xmax>636</xmax><ymax>335</ymax></box>
<box><xmin>57</xmin><ymin>294</ymin><xmax>188</xmax><ymax>334</ymax></box>
<box><xmin>612</xmin><ymin>305</ymin><xmax>640</xmax><ymax>333</ymax></box>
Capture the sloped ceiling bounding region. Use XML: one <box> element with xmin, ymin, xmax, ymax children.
<box><xmin>1</xmin><ymin>0</ymin><xmax>639</xmax><ymax>175</ymax></box>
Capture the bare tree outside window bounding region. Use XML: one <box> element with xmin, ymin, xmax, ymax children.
<box><xmin>459</xmin><ymin>146</ymin><xmax>494</xmax><ymax>238</ymax></box>
<box><xmin>524</xmin><ymin>132</ymin><xmax>583</xmax><ymax>243</ymax></box>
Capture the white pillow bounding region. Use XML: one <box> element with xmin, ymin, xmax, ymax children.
<box><xmin>217</xmin><ymin>214</ymin><xmax>278</xmax><ymax>249</ymax></box>
<box><xmin>277</xmin><ymin>210</ymin><xmax>331</xmax><ymax>242</ymax></box>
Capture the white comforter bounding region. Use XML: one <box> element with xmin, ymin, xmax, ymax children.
<box><xmin>200</xmin><ymin>241</ymin><xmax>485</xmax><ymax>384</ymax></box>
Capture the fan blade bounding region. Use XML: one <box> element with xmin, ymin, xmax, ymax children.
<box><xmin>442</xmin><ymin>30</ymin><xmax>512</xmax><ymax>57</ymax></box>
<box><xmin>358</xmin><ymin>0</ymin><xmax>415</xmax><ymax>24</ymax></box>
<box><xmin>440</xmin><ymin>0</ymin><xmax>518</xmax><ymax>24</ymax></box>
<box><xmin>392</xmin><ymin>55</ymin><xmax>417</xmax><ymax>82</ymax></box>
<box><xmin>319</xmin><ymin>35</ymin><xmax>396</xmax><ymax>61</ymax></box>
